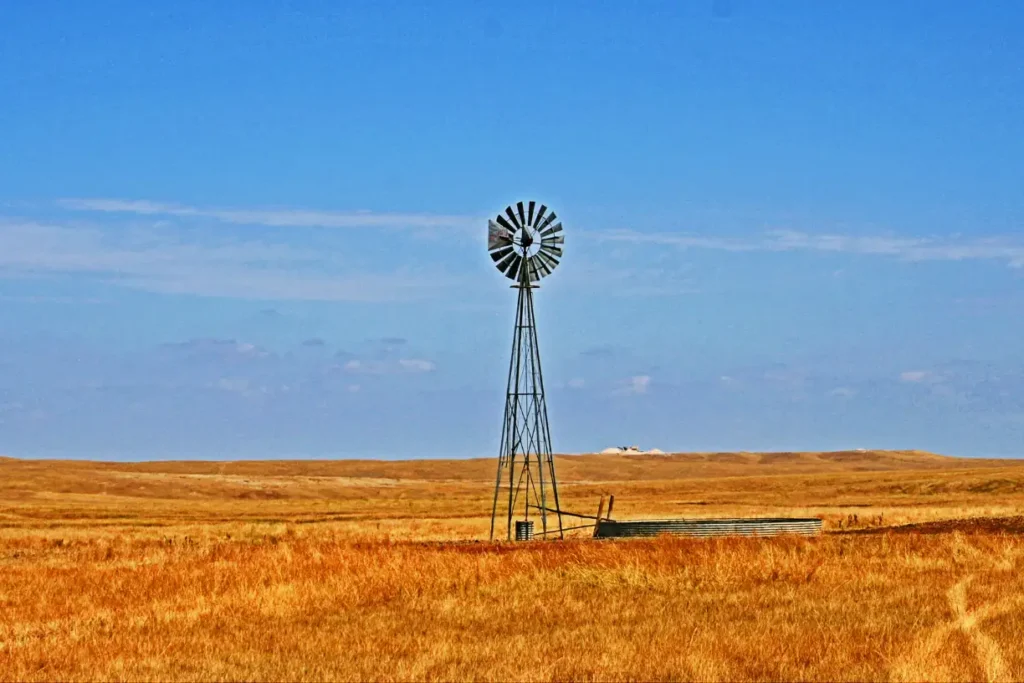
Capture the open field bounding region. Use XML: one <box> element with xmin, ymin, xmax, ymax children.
<box><xmin>2</xmin><ymin>450</ymin><xmax>1024</xmax><ymax>681</ymax></box>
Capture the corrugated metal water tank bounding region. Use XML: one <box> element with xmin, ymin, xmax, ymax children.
<box><xmin>594</xmin><ymin>517</ymin><xmax>822</xmax><ymax>538</ymax></box>
<box><xmin>515</xmin><ymin>520</ymin><xmax>535</xmax><ymax>541</ymax></box>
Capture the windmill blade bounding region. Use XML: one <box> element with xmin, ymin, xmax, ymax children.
<box><xmin>490</xmin><ymin>245</ymin><xmax>514</xmax><ymax>262</ymax></box>
<box><xmin>504</xmin><ymin>206</ymin><xmax>522</xmax><ymax>230</ymax></box>
<box><xmin>536</xmin><ymin>251</ymin><xmax>559</xmax><ymax>275</ymax></box>
<box><xmin>516</xmin><ymin>201</ymin><xmax>526</xmax><ymax>227</ymax></box>
<box><xmin>536</xmin><ymin>211</ymin><xmax>557</xmax><ymax>233</ymax></box>
<box><xmin>535</xmin><ymin>255</ymin><xmax>551</xmax><ymax>279</ymax></box>
<box><xmin>527</xmin><ymin>257</ymin><xmax>541</xmax><ymax>282</ymax></box>
<box><xmin>528</xmin><ymin>257</ymin><xmax>545</xmax><ymax>280</ymax></box>
<box><xmin>496</xmin><ymin>214</ymin><xmax>515</xmax><ymax>233</ymax></box>
<box><xmin>527</xmin><ymin>201</ymin><xmax>536</xmax><ymax>226</ymax></box>
<box><xmin>488</xmin><ymin>221</ymin><xmax>514</xmax><ymax>250</ymax></box>
<box><xmin>541</xmin><ymin>222</ymin><xmax>562</xmax><ymax>237</ymax></box>
<box><xmin>541</xmin><ymin>234</ymin><xmax>565</xmax><ymax>246</ymax></box>
<box><xmin>533</xmin><ymin>255</ymin><xmax>553</xmax><ymax>279</ymax></box>
<box><xmin>537</xmin><ymin>249</ymin><xmax>560</xmax><ymax>269</ymax></box>
<box><xmin>540</xmin><ymin>244</ymin><xmax>563</xmax><ymax>258</ymax></box>
<box><xmin>506</xmin><ymin>253</ymin><xmax>524</xmax><ymax>281</ymax></box>
<box><xmin>534</xmin><ymin>204</ymin><xmax>548</xmax><ymax>227</ymax></box>
<box><xmin>496</xmin><ymin>250</ymin><xmax>518</xmax><ymax>275</ymax></box>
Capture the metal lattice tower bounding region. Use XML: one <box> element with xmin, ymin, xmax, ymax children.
<box><xmin>487</xmin><ymin>201</ymin><xmax>565</xmax><ymax>541</ymax></box>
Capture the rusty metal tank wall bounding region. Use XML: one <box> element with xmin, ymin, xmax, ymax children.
<box><xmin>594</xmin><ymin>517</ymin><xmax>822</xmax><ymax>538</ymax></box>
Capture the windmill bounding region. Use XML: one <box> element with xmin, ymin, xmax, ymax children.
<box><xmin>487</xmin><ymin>200</ymin><xmax>565</xmax><ymax>541</ymax></box>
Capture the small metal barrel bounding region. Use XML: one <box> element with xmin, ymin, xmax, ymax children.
<box><xmin>514</xmin><ymin>520</ymin><xmax>534</xmax><ymax>541</ymax></box>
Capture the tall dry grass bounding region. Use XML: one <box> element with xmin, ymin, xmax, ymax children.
<box><xmin>1</xmin><ymin>451</ymin><xmax>1023</xmax><ymax>681</ymax></box>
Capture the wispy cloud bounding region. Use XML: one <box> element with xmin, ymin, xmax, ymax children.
<box><xmin>594</xmin><ymin>231</ymin><xmax>759</xmax><ymax>252</ymax></box>
<box><xmin>10</xmin><ymin>199</ymin><xmax>1024</xmax><ymax>308</ymax></box>
<box><xmin>0</xmin><ymin>219</ymin><xmax>461</xmax><ymax>302</ymax></box>
<box><xmin>620</xmin><ymin>375</ymin><xmax>651</xmax><ymax>395</ymax></box>
<box><xmin>769</xmin><ymin>230</ymin><xmax>1024</xmax><ymax>266</ymax></box>
<box><xmin>0</xmin><ymin>294</ymin><xmax>106</xmax><ymax>304</ymax></box>
<box><xmin>162</xmin><ymin>338</ymin><xmax>274</xmax><ymax>360</ymax></box>
<box><xmin>58</xmin><ymin>198</ymin><xmax>481</xmax><ymax>231</ymax></box>
<box><xmin>900</xmin><ymin>370</ymin><xmax>938</xmax><ymax>383</ymax></box>
<box><xmin>594</xmin><ymin>229</ymin><xmax>1024</xmax><ymax>267</ymax></box>
<box><xmin>397</xmin><ymin>358</ymin><xmax>435</xmax><ymax>373</ymax></box>
<box><xmin>211</xmin><ymin>377</ymin><xmax>272</xmax><ymax>400</ymax></box>
<box><xmin>50</xmin><ymin>199</ymin><xmax>1024</xmax><ymax>268</ymax></box>
<box><xmin>342</xmin><ymin>358</ymin><xmax>436</xmax><ymax>374</ymax></box>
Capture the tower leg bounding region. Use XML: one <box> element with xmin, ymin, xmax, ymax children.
<box><xmin>490</xmin><ymin>265</ymin><xmax>562</xmax><ymax>541</ymax></box>
<box><xmin>489</xmin><ymin>454</ymin><xmax>503</xmax><ymax>541</ymax></box>
<box><xmin>505</xmin><ymin>455</ymin><xmax>515</xmax><ymax>540</ymax></box>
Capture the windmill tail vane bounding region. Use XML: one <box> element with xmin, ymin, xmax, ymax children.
<box><xmin>487</xmin><ymin>201</ymin><xmax>565</xmax><ymax>541</ymax></box>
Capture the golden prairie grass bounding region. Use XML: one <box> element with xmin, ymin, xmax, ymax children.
<box><xmin>1</xmin><ymin>450</ymin><xmax>1023</xmax><ymax>681</ymax></box>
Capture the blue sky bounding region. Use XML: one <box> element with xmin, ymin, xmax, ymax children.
<box><xmin>1</xmin><ymin>1</ymin><xmax>1023</xmax><ymax>459</ymax></box>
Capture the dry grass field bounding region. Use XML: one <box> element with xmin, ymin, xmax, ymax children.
<box><xmin>2</xmin><ymin>450</ymin><xmax>1024</xmax><ymax>681</ymax></box>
